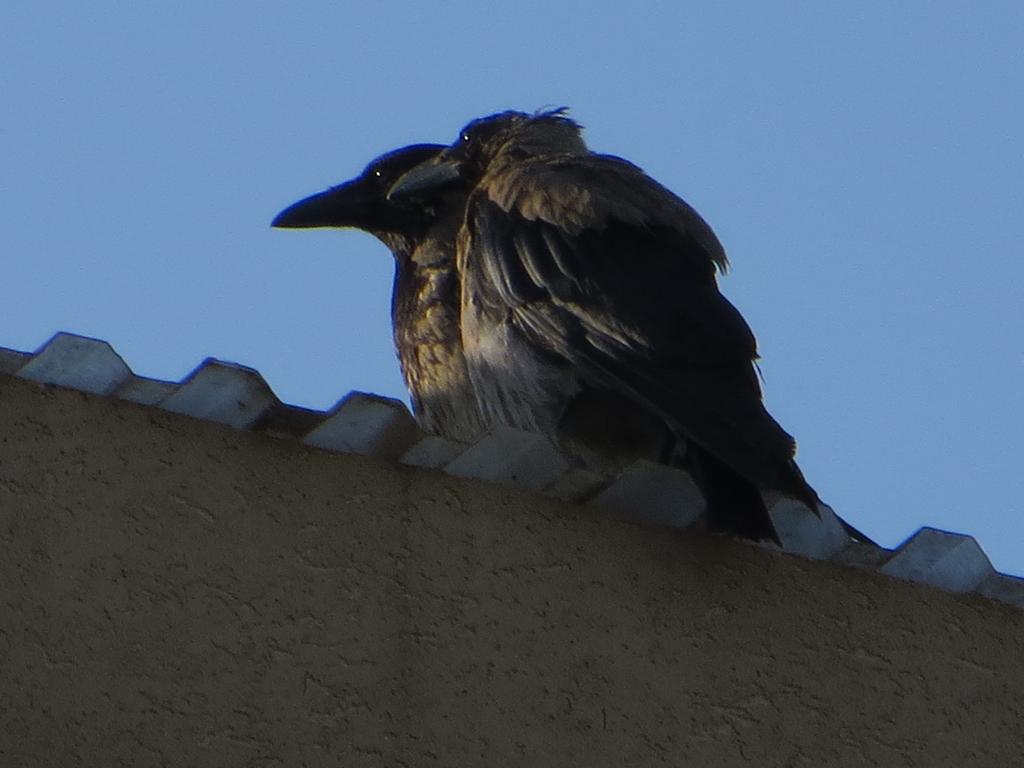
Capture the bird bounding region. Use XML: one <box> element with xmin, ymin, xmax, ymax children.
<box><xmin>272</xmin><ymin>144</ymin><xmax>487</xmax><ymax>444</ymax></box>
<box><xmin>389</xmin><ymin>109</ymin><xmax>820</xmax><ymax>542</ymax></box>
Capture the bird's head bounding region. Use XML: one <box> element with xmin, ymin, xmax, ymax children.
<box><xmin>450</xmin><ymin>108</ymin><xmax>587</xmax><ymax>175</ymax></box>
<box><xmin>272</xmin><ymin>143</ymin><xmax>461</xmax><ymax>251</ymax></box>
<box><xmin>388</xmin><ymin>108</ymin><xmax>587</xmax><ymax>200</ymax></box>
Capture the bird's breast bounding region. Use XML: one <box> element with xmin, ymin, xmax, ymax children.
<box><xmin>393</xmin><ymin>262</ymin><xmax>486</xmax><ymax>443</ymax></box>
<box><xmin>461</xmin><ymin>300</ymin><xmax>579</xmax><ymax>434</ymax></box>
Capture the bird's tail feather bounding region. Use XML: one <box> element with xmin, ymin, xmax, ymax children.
<box><xmin>687</xmin><ymin>447</ymin><xmax>780</xmax><ymax>544</ymax></box>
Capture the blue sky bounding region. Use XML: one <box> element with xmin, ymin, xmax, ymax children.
<box><xmin>4</xmin><ymin>3</ymin><xmax>1022</xmax><ymax>572</ymax></box>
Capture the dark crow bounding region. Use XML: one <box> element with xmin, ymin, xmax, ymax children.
<box><xmin>390</xmin><ymin>110</ymin><xmax>819</xmax><ymax>542</ymax></box>
<box><xmin>272</xmin><ymin>144</ymin><xmax>486</xmax><ymax>443</ymax></box>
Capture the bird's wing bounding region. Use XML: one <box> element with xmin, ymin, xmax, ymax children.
<box><xmin>465</xmin><ymin>154</ymin><xmax>798</xmax><ymax>487</ymax></box>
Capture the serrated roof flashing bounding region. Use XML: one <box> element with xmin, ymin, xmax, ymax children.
<box><xmin>4</xmin><ymin>331</ymin><xmax>1021</xmax><ymax>609</ymax></box>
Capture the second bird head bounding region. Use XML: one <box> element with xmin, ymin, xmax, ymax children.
<box><xmin>388</xmin><ymin>108</ymin><xmax>586</xmax><ymax>202</ymax></box>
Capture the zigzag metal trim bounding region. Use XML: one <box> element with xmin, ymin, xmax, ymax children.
<box><xmin>4</xmin><ymin>331</ymin><xmax>1022</xmax><ymax>608</ymax></box>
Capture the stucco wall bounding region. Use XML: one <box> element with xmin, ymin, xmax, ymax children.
<box><xmin>2</xmin><ymin>374</ymin><xmax>1023</xmax><ymax>767</ymax></box>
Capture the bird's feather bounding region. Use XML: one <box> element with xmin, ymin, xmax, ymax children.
<box><xmin>464</xmin><ymin>155</ymin><xmax>804</xmax><ymax>494</ymax></box>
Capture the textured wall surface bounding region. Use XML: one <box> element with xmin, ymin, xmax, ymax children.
<box><xmin>2</xmin><ymin>375</ymin><xmax>1023</xmax><ymax>768</ymax></box>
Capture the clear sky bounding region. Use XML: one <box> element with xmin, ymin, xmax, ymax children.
<box><xmin>4</xmin><ymin>3</ymin><xmax>1021</xmax><ymax>573</ymax></box>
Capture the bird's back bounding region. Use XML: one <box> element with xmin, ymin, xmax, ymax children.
<box><xmin>456</xmin><ymin>141</ymin><xmax>817</xmax><ymax>537</ymax></box>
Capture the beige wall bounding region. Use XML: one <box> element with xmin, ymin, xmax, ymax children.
<box><xmin>2</xmin><ymin>374</ymin><xmax>1023</xmax><ymax>767</ymax></box>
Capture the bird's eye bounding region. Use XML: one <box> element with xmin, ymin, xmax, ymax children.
<box><xmin>461</xmin><ymin>133</ymin><xmax>471</xmax><ymax>144</ymax></box>
<box><xmin>373</xmin><ymin>168</ymin><xmax>383</xmax><ymax>178</ymax></box>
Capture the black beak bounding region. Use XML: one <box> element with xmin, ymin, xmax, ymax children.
<box><xmin>271</xmin><ymin>180</ymin><xmax>369</xmax><ymax>229</ymax></box>
<box><xmin>387</xmin><ymin>158</ymin><xmax>463</xmax><ymax>202</ymax></box>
